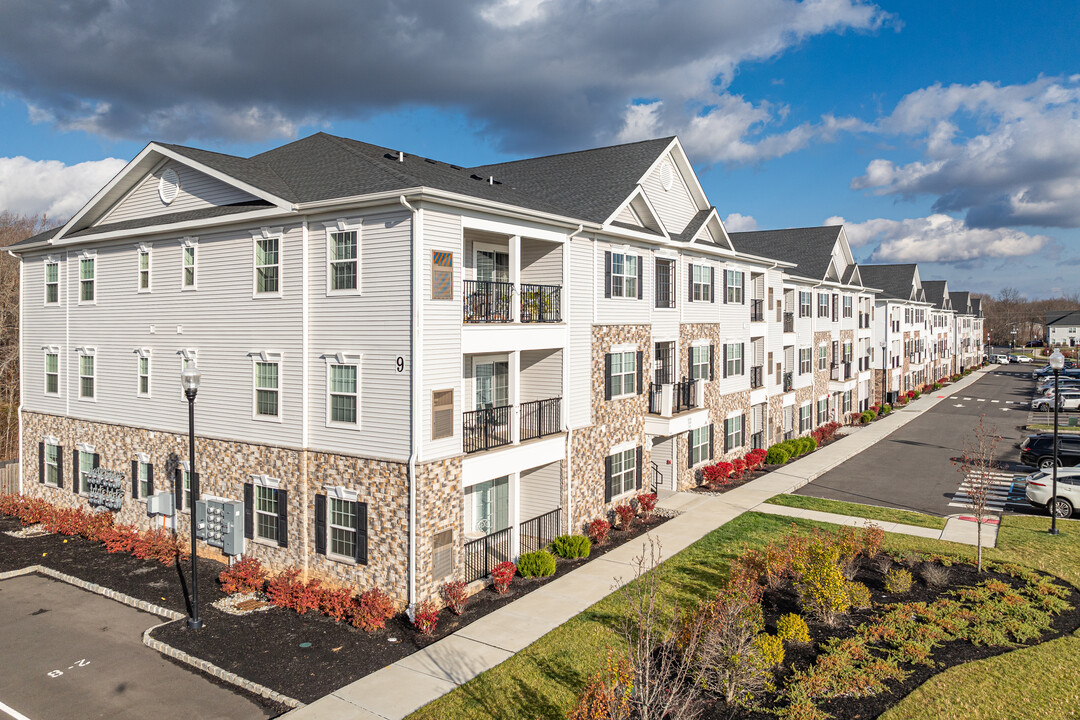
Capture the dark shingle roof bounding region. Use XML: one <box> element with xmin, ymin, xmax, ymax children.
<box><xmin>971</xmin><ymin>297</ymin><xmax>983</xmax><ymax>316</ymax></box>
<box><xmin>857</xmin><ymin>264</ymin><xmax>919</xmax><ymax>301</ymax></box>
<box><xmin>670</xmin><ymin>208</ymin><xmax>714</xmax><ymax>244</ymax></box>
<box><xmin>949</xmin><ymin>291</ymin><xmax>971</xmax><ymax>313</ymax></box>
<box><xmin>922</xmin><ymin>280</ymin><xmax>949</xmax><ymax>310</ymax></box>
<box><xmin>728</xmin><ymin>226</ymin><xmax>842</xmax><ymax>281</ymax></box>
<box><xmin>67</xmin><ymin>202</ymin><xmax>274</xmax><ymax>238</ymax></box>
<box><xmin>11</xmin><ymin>226</ymin><xmax>63</xmax><ymax>248</ymax></box>
<box><xmin>1046</xmin><ymin>311</ymin><xmax>1080</xmax><ymax>327</ymax></box>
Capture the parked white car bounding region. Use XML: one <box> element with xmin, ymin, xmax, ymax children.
<box><xmin>1032</xmin><ymin>391</ymin><xmax>1080</xmax><ymax>411</ymax></box>
<box><xmin>1024</xmin><ymin>467</ymin><xmax>1080</xmax><ymax>518</ymax></box>
<box><xmin>993</xmin><ymin>354</ymin><xmax>1010</xmax><ymax>364</ymax></box>
<box><xmin>1015</xmin><ymin>355</ymin><xmax>1033</xmax><ymax>363</ymax></box>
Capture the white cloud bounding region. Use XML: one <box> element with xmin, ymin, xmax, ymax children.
<box><xmin>852</xmin><ymin>77</ymin><xmax>1080</xmax><ymax>228</ymax></box>
<box><xmin>0</xmin><ymin>156</ymin><xmax>126</xmax><ymax>220</ymax></box>
<box><xmin>724</xmin><ymin>212</ymin><xmax>759</xmax><ymax>232</ymax></box>
<box><xmin>830</xmin><ymin>213</ymin><xmax>1050</xmax><ymax>263</ymax></box>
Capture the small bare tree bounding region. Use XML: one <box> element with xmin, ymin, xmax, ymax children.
<box><xmin>953</xmin><ymin>415</ymin><xmax>1002</xmax><ymax>572</ymax></box>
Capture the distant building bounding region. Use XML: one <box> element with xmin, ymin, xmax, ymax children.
<box><xmin>1045</xmin><ymin>311</ymin><xmax>1080</xmax><ymax>347</ymax></box>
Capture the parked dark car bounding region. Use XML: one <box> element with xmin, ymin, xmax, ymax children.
<box><xmin>1026</xmin><ymin>340</ymin><xmax>1045</xmax><ymax>348</ymax></box>
<box><xmin>1034</xmin><ymin>364</ymin><xmax>1080</xmax><ymax>378</ymax></box>
<box><xmin>1020</xmin><ymin>434</ymin><xmax>1080</xmax><ymax>470</ymax></box>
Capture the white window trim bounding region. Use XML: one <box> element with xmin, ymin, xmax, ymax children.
<box><xmin>324</xmin><ymin>219</ymin><xmax>362</xmax><ymax>296</ymax></box>
<box><xmin>692</xmin><ymin>263</ymin><xmax>713</xmax><ymax>302</ymax></box>
<box><xmin>136</xmin><ymin>243</ymin><xmax>152</xmax><ymax>294</ymax></box>
<box><xmin>43</xmin><ymin>256</ymin><xmax>60</xmax><ymax>306</ymax></box>
<box><xmin>610</xmin><ymin>250</ymin><xmax>640</xmax><ymax>300</ymax></box>
<box><xmin>689</xmin><ymin>425</ymin><xmax>710</xmax><ymax>467</ymax></box>
<box><xmin>326</xmin><ymin>494</ymin><xmax>359</xmax><ymax>563</ymax></box>
<box><xmin>135</xmin><ymin>348</ymin><xmax>151</xmax><ymax>398</ymax></box>
<box><xmin>43</xmin><ymin>439</ymin><xmax>61</xmax><ymax>487</ymax></box>
<box><xmin>323</xmin><ymin>352</ymin><xmax>362</xmax><ymax>429</ymax></box>
<box><xmin>77</xmin><ymin>250</ymin><xmax>97</xmax><ymax>306</ymax></box>
<box><xmin>690</xmin><ymin>342</ymin><xmax>711</xmax><ymax>381</ymax></box>
<box><xmin>43</xmin><ymin>346</ymin><xmax>61</xmax><ymax>397</ymax></box>
<box><xmin>251</xmin><ymin>227</ymin><xmax>284</xmax><ymax>299</ymax></box>
<box><xmin>725</xmin><ymin>269</ymin><xmax>742</xmax><ymax>304</ymax></box>
<box><xmin>609</xmin><ymin>349</ymin><xmax>637</xmax><ymax>399</ymax></box>
<box><xmin>180</xmin><ymin>237</ymin><xmax>198</xmax><ymax>291</ymax></box>
<box><xmin>251</xmin><ymin>351</ymin><xmax>283</xmax><ymax>422</ymax></box>
<box><xmin>76</xmin><ymin>346</ymin><xmax>96</xmax><ymax>402</ymax></box>
<box><xmin>608</xmin><ymin>445</ymin><xmax>638</xmax><ymax>500</ymax></box>
<box><xmin>251</xmin><ymin>475</ymin><xmax>282</xmax><ymax>545</ymax></box>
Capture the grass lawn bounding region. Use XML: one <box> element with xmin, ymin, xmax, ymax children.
<box><xmin>1026</xmin><ymin>424</ymin><xmax>1080</xmax><ymax>434</ymax></box>
<box><xmin>764</xmin><ymin>493</ymin><xmax>948</xmax><ymax>530</ymax></box>
<box><xmin>408</xmin><ymin>513</ymin><xmax>1080</xmax><ymax>720</ymax></box>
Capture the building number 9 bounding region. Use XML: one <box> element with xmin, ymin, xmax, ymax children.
<box><xmin>397</xmin><ymin>357</ymin><xmax>405</xmax><ymax>373</ymax></box>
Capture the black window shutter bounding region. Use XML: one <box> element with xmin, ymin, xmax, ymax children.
<box><xmin>636</xmin><ymin>351</ymin><xmax>644</xmax><ymax>394</ymax></box>
<box><xmin>604</xmin><ymin>455</ymin><xmax>613</xmax><ymax>503</ymax></box>
<box><xmin>604</xmin><ymin>353</ymin><xmax>613</xmax><ymax>400</ymax></box>
<box><xmin>722</xmin><ymin>344</ymin><xmax>728</xmax><ymax>378</ymax></box>
<box><xmin>688</xmin><ymin>265</ymin><xmax>694</xmax><ymax>302</ymax></box>
<box><xmin>147</xmin><ymin>463</ymin><xmax>154</xmax><ymax>496</ymax></box>
<box><xmin>740</xmin><ymin>273</ymin><xmax>746</xmax><ymax>303</ymax></box>
<box><xmin>131</xmin><ymin>460</ymin><xmax>139</xmax><ymax>498</ymax></box>
<box><xmin>38</xmin><ymin>442</ymin><xmax>45</xmax><ymax>485</ymax></box>
<box><xmin>72</xmin><ymin>450</ymin><xmax>80</xmax><ymax>494</ymax></box>
<box><xmin>243</xmin><ymin>483</ymin><xmax>254</xmax><ymax>540</ymax></box>
<box><xmin>93</xmin><ymin>453</ymin><xmax>100</xmax><ymax>469</ymax></box>
<box><xmin>355</xmin><ymin>501</ymin><xmax>368</xmax><ymax>565</ymax></box>
<box><xmin>724</xmin><ymin>419</ymin><xmax>731</xmax><ymax>452</ymax></box>
<box><xmin>173</xmin><ymin>467</ymin><xmax>183</xmax><ymax>510</ymax></box>
<box><xmin>741</xmin><ymin>414</ymin><xmax>746</xmax><ymax>445</ymax></box>
<box><xmin>709</xmin><ymin>344</ymin><xmax>715</xmax><ymax>381</ymax></box>
<box><xmin>687</xmin><ymin>430</ymin><xmax>694</xmax><ymax>467</ymax></box>
<box><xmin>710</xmin><ymin>268</ymin><xmax>715</xmax><ymax>303</ymax></box>
<box><xmin>709</xmin><ymin>424</ymin><xmax>715</xmax><ymax>461</ymax></box>
<box><xmin>56</xmin><ymin>446</ymin><xmax>64</xmax><ymax>490</ymax></box>
<box><xmin>314</xmin><ymin>494</ymin><xmax>327</xmax><ymax>555</ymax></box>
<box><xmin>740</xmin><ymin>343</ymin><xmax>745</xmax><ymax>374</ymax></box>
<box><xmin>277</xmin><ymin>488</ymin><xmax>289</xmax><ymax>548</ymax></box>
<box><xmin>635</xmin><ymin>446</ymin><xmax>643</xmax><ymax>490</ymax></box>
<box><xmin>604</xmin><ymin>251</ymin><xmax>612</xmax><ymax>298</ymax></box>
<box><xmin>723</xmin><ymin>270</ymin><xmax>728</xmax><ymax>304</ymax></box>
<box><xmin>636</xmin><ymin>259</ymin><xmax>643</xmax><ymax>300</ymax></box>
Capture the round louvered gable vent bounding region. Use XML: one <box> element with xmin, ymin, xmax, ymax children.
<box><xmin>659</xmin><ymin>161</ymin><xmax>673</xmax><ymax>191</ymax></box>
<box><xmin>159</xmin><ymin>168</ymin><xmax>180</xmax><ymax>205</ymax></box>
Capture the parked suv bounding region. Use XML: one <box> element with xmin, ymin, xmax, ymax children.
<box><xmin>1020</xmin><ymin>434</ymin><xmax>1080</xmax><ymax>470</ymax></box>
<box><xmin>1024</xmin><ymin>467</ymin><xmax>1080</xmax><ymax>518</ymax></box>
<box><xmin>1032</xmin><ymin>392</ymin><xmax>1080</xmax><ymax>411</ymax></box>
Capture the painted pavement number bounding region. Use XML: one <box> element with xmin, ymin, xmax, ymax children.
<box><xmin>46</xmin><ymin>659</ymin><xmax>90</xmax><ymax>679</ymax></box>
<box><xmin>948</xmin><ymin>471</ymin><xmax>1028</xmax><ymax>513</ymax></box>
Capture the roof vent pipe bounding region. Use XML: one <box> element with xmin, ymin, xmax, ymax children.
<box><xmin>488</xmin><ymin>176</ymin><xmax>494</xmax><ymax>185</ymax></box>
<box><xmin>398</xmin><ymin>151</ymin><xmax>404</xmax><ymax>163</ymax></box>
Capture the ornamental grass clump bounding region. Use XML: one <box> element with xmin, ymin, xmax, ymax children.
<box><xmin>517</xmin><ymin>550</ymin><xmax>557</xmax><ymax>578</ymax></box>
<box><xmin>921</xmin><ymin>563</ymin><xmax>951</xmax><ymax>589</ymax></box>
<box><xmin>551</xmin><ymin>533</ymin><xmax>591</xmax><ymax>559</ymax></box>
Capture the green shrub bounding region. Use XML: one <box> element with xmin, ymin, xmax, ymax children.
<box><xmin>551</xmin><ymin>534</ymin><xmax>591</xmax><ymax>559</ymax></box>
<box><xmin>775</xmin><ymin>613</ymin><xmax>811</xmax><ymax>644</ymax></box>
<box><xmin>848</xmin><ymin>581</ymin><xmax>872</xmax><ymax>609</ymax></box>
<box><xmin>860</xmin><ymin>410</ymin><xmax>875</xmax><ymax>424</ymax></box>
<box><xmin>792</xmin><ymin>537</ymin><xmax>851</xmax><ymax>626</ymax></box>
<box><xmin>765</xmin><ymin>445</ymin><xmax>791</xmax><ymax>465</ymax></box>
<box><xmin>804</xmin><ymin>437</ymin><xmax>818</xmax><ymax>452</ymax></box>
<box><xmin>884</xmin><ymin>567</ymin><xmax>913</xmax><ymax>593</ymax></box>
<box><xmin>880</xmin><ymin>403</ymin><xmax>892</xmax><ymax>414</ymax></box>
<box><xmin>517</xmin><ymin>550</ymin><xmax>557</xmax><ymax>578</ymax></box>
<box><xmin>755</xmin><ymin>633</ymin><xmax>785</xmax><ymax>669</ymax></box>
<box><xmin>912</xmin><ymin>390</ymin><xmax>921</xmax><ymax>399</ymax></box>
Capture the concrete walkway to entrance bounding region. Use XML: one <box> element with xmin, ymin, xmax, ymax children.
<box><xmin>284</xmin><ymin>369</ymin><xmax>991</xmax><ymax>720</ymax></box>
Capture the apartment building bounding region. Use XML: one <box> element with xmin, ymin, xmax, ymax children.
<box><xmin>858</xmin><ymin>264</ymin><xmax>932</xmax><ymax>403</ymax></box>
<box><xmin>950</xmin><ymin>292</ymin><xmax>984</xmax><ymax>369</ymax></box>
<box><xmin>921</xmin><ymin>280</ymin><xmax>956</xmax><ymax>381</ymax></box>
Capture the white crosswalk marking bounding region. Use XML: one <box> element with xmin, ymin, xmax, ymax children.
<box><xmin>948</xmin><ymin>471</ymin><xmax>1027</xmax><ymax>513</ymax></box>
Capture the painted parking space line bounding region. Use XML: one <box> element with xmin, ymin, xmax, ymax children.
<box><xmin>0</xmin><ymin>699</ymin><xmax>32</xmax><ymax>720</ymax></box>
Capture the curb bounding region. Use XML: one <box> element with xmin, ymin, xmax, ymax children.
<box><xmin>0</xmin><ymin>563</ymin><xmax>303</xmax><ymax>710</ymax></box>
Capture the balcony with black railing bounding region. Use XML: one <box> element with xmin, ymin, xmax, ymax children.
<box><xmin>520</xmin><ymin>284</ymin><xmax>562</xmax><ymax>323</ymax></box>
<box><xmin>751</xmin><ymin>431</ymin><xmax>765</xmax><ymax>450</ymax></box>
<box><xmin>520</xmin><ymin>397</ymin><xmax>562</xmax><ymax>442</ymax></box>
<box><xmin>783</xmin><ymin>371</ymin><xmax>794</xmax><ymax>392</ymax></box>
<box><xmin>750</xmin><ymin>365</ymin><xmax>764</xmax><ymax>389</ymax></box>
<box><xmin>783</xmin><ymin>312</ymin><xmax>794</xmax><ymax>333</ymax></box>
<box><xmin>463</xmin><ymin>405</ymin><xmax>513</xmax><ymax>453</ymax></box>
<box><xmin>464</xmin><ymin>526</ymin><xmax>512</xmax><ymax>583</ymax></box>
<box><xmin>750</xmin><ymin>299</ymin><xmax>765</xmax><ymax>322</ymax></box>
<box><xmin>464</xmin><ymin>280</ymin><xmax>514</xmax><ymax>323</ymax></box>
<box><xmin>648</xmin><ymin>377</ymin><xmax>699</xmax><ymax>416</ymax></box>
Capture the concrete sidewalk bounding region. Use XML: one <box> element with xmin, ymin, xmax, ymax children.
<box><xmin>285</xmin><ymin>368</ymin><xmax>991</xmax><ymax>720</ymax></box>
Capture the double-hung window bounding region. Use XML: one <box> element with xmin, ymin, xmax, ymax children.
<box><xmin>182</xmin><ymin>241</ymin><xmax>197</xmax><ymax>289</ymax></box>
<box><xmin>818</xmin><ymin>398</ymin><xmax>829</xmax><ymax>422</ymax></box>
<box><xmin>690</xmin><ymin>344</ymin><xmax>711</xmax><ymax>381</ymax></box>
<box><xmin>609</xmin><ymin>351</ymin><xmax>636</xmax><ymax>397</ymax></box>
<box><xmin>725</xmin><ymin>415</ymin><xmax>743</xmax><ymax>451</ymax></box>
<box><xmin>44</xmin><ymin>260</ymin><xmax>59</xmax><ymax>304</ymax></box>
<box><xmin>79</xmin><ymin>257</ymin><xmax>95</xmax><ymax>302</ymax></box>
<box><xmin>79</xmin><ymin>450</ymin><xmax>95</xmax><ymax>494</ymax></box>
<box><xmin>44</xmin><ymin>443</ymin><xmax>59</xmax><ymax>487</ymax></box>
<box><xmin>843</xmin><ymin>296</ymin><xmax>852</xmax><ymax>318</ymax></box>
<box><xmin>256</xmin><ymin>485</ymin><xmax>280</xmax><ymax>543</ymax></box>
<box><xmin>329</xmin><ymin>363</ymin><xmax>358</xmax><ymax>425</ymax></box>
<box><xmin>137</xmin><ymin>355</ymin><xmax>150</xmax><ymax>397</ymax></box>
<box><xmin>799</xmin><ymin>348</ymin><xmax>812</xmax><ymax>375</ymax></box>
<box><xmin>725</xmin><ymin>343</ymin><xmax>743</xmax><ymax>376</ymax></box>
<box><xmin>45</xmin><ymin>352</ymin><xmax>59</xmax><ymax>395</ymax></box>
<box><xmin>138</xmin><ymin>247</ymin><xmax>151</xmax><ymax>291</ymax></box>
<box><xmin>799</xmin><ymin>405</ymin><xmax>811</xmax><ymax>433</ymax></box>
<box><xmin>329</xmin><ymin>230</ymin><xmax>359</xmax><ymax>292</ymax></box>
<box><xmin>799</xmin><ymin>291</ymin><xmax>811</xmax><ymax>317</ymax></box>
<box><xmin>611</xmin><ymin>252</ymin><xmax>638</xmax><ymax>298</ymax></box>
<box><xmin>689</xmin><ymin>426</ymin><xmax>711</xmax><ymax>466</ymax></box>
<box><xmin>255</xmin><ymin>360</ymin><xmax>280</xmax><ymax>418</ymax></box>
<box><xmin>79</xmin><ymin>353</ymin><xmax>95</xmax><ymax>399</ymax></box>
<box><xmin>818</xmin><ymin>345</ymin><xmax>828</xmax><ymax>371</ymax></box>
<box><xmin>255</xmin><ymin>235</ymin><xmax>280</xmax><ymax>294</ymax></box>
<box><xmin>725</xmin><ymin>270</ymin><xmax>742</xmax><ymax>303</ymax></box>
<box><xmin>693</xmin><ymin>265</ymin><xmax>712</xmax><ymax>302</ymax></box>
<box><xmin>181</xmin><ymin>465</ymin><xmax>192</xmax><ymax>511</ymax></box>
<box><xmin>817</xmin><ymin>293</ymin><xmax>829</xmax><ymax>317</ymax></box>
<box><xmin>608</xmin><ymin>448</ymin><xmax>637</xmax><ymax>498</ymax></box>
<box><xmin>329</xmin><ymin>497</ymin><xmax>357</xmax><ymax>559</ymax></box>
<box><xmin>137</xmin><ymin>461</ymin><xmax>151</xmax><ymax>498</ymax></box>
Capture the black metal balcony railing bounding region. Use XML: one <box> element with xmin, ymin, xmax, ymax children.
<box><xmin>464</xmin><ymin>280</ymin><xmax>513</xmax><ymax>323</ymax></box>
<box><xmin>463</xmin><ymin>405</ymin><xmax>512</xmax><ymax>453</ymax></box>
<box><xmin>520</xmin><ymin>397</ymin><xmax>561</xmax><ymax>442</ymax></box>
<box><xmin>520</xmin><ymin>507</ymin><xmax>561</xmax><ymax>556</ymax></box>
<box><xmin>520</xmin><ymin>284</ymin><xmax>562</xmax><ymax>323</ymax></box>
<box><xmin>750</xmin><ymin>299</ymin><xmax>764</xmax><ymax>322</ymax></box>
<box><xmin>783</xmin><ymin>371</ymin><xmax>794</xmax><ymax>392</ymax></box>
<box><xmin>751</xmin><ymin>431</ymin><xmax>765</xmax><ymax>450</ymax></box>
<box><xmin>464</xmin><ymin>526</ymin><xmax>512</xmax><ymax>583</ymax></box>
<box><xmin>783</xmin><ymin>312</ymin><xmax>794</xmax><ymax>333</ymax></box>
<box><xmin>648</xmin><ymin>378</ymin><xmax>697</xmax><ymax>415</ymax></box>
<box><xmin>750</xmin><ymin>365</ymin><xmax>764</xmax><ymax>389</ymax></box>
<box><xmin>830</xmin><ymin>362</ymin><xmax>853</xmax><ymax>381</ymax></box>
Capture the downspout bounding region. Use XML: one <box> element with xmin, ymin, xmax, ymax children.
<box><xmin>14</xmin><ymin>251</ymin><xmax>22</xmax><ymax>493</ymax></box>
<box><xmin>300</xmin><ymin>219</ymin><xmax>310</xmax><ymax>580</ymax></box>
<box><xmin>400</xmin><ymin>195</ymin><xmax>419</xmax><ymax>616</ymax></box>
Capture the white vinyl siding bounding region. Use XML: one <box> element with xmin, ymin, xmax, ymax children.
<box><xmin>569</xmin><ymin>238</ymin><xmax>595</xmax><ymax>428</ymax></box>
<box><xmin>99</xmin><ymin>162</ymin><xmax>257</xmax><ymax>226</ymax></box>
<box><xmin>640</xmin><ymin>154</ymin><xmax>699</xmax><ymax>233</ymax></box>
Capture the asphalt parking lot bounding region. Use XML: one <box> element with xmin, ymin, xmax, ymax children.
<box><xmin>0</xmin><ymin>573</ymin><xmax>274</xmax><ymax>720</ymax></box>
<box><xmin>797</xmin><ymin>367</ymin><xmax>1044</xmax><ymax>517</ymax></box>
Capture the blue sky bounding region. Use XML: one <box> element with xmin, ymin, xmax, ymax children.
<box><xmin>0</xmin><ymin>0</ymin><xmax>1076</xmax><ymax>298</ymax></box>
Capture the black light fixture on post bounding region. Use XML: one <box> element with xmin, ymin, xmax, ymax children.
<box><xmin>181</xmin><ymin>364</ymin><xmax>204</xmax><ymax>628</ymax></box>
<box><xmin>1048</xmin><ymin>348</ymin><xmax>1064</xmax><ymax>536</ymax></box>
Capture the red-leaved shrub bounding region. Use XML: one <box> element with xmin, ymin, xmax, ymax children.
<box><xmin>636</xmin><ymin>492</ymin><xmax>658</xmax><ymax>520</ymax></box>
<box><xmin>413</xmin><ymin>599</ymin><xmax>439</xmax><ymax>635</ymax></box>
<box><xmin>730</xmin><ymin>458</ymin><xmax>747</xmax><ymax>480</ymax></box>
<box><xmin>440</xmin><ymin>580</ymin><xmax>469</xmax><ymax>615</ymax></box>
<box><xmin>219</xmin><ymin>556</ymin><xmax>268</xmax><ymax>594</ymax></box>
<box><xmin>744</xmin><ymin>449</ymin><xmax>767</xmax><ymax>473</ymax></box>
<box><xmin>131</xmin><ymin>528</ymin><xmax>188</xmax><ymax>564</ymax></box>
<box><xmin>319</xmin><ymin>586</ymin><xmax>355</xmax><ymax>622</ymax></box>
<box><xmin>267</xmin><ymin>569</ymin><xmax>322</xmax><ymax>615</ymax></box>
<box><xmin>589</xmin><ymin>518</ymin><xmax>611</xmax><ymax>546</ymax></box>
<box><xmin>702</xmin><ymin>462</ymin><xmax>733</xmax><ymax>488</ymax></box>
<box><xmin>352</xmin><ymin>588</ymin><xmax>396</xmax><ymax>631</ymax></box>
<box><xmin>613</xmin><ymin>503</ymin><xmax>636</xmax><ymax>530</ymax></box>
<box><xmin>491</xmin><ymin>561</ymin><xmax>516</xmax><ymax>594</ymax></box>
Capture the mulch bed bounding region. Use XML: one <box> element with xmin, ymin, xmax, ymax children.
<box><xmin>700</xmin><ymin>556</ymin><xmax>1080</xmax><ymax>720</ymax></box>
<box><xmin>0</xmin><ymin>509</ymin><xmax>671</xmax><ymax>706</ymax></box>
<box><xmin>689</xmin><ymin>436</ymin><xmax>847</xmax><ymax>496</ymax></box>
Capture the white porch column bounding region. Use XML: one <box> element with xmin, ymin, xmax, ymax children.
<box><xmin>510</xmin><ymin>470</ymin><xmax>521</xmax><ymax>559</ymax></box>
<box><xmin>509</xmin><ymin>234</ymin><xmax>521</xmax><ymax>323</ymax></box>
<box><xmin>510</xmin><ymin>349</ymin><xmax>521</xmax><ymax>443</ymax></box>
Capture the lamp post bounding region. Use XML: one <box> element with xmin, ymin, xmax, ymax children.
<box><xmin>181</xmin><ymin>365</ymin><xmax>203</xmax><ymax>628</ymax></box>
<box><xmin>1048</xmin><ymin>349</ymin><xmax>1064</xmax><ymax>536</ymax></box>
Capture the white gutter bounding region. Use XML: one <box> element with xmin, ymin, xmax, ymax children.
<box><xmin>400</xmin><ymin>194</ymin><xmax>420</xmax><ymax>616</ymax></box>
<box><xmin>301</xmin><ymin>218</ymin><xmax>310</xmax><ymax>578</ymax></box>
<box><xmin>16</xmin><ymin>256</ymin><xmax>23</xmax><ymax>493</ymax></box>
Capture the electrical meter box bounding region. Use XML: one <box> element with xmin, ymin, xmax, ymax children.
<box><xmin>195</xmin><ymin>498</ymin><xmax>244</xmax><ymax>556</ymax></box>
<box><xmin>85</xmin><ymin>468</ymin><xmax>125</xmax><ymax>511</ymax></box>
<box><xmin>147</xmin><ymin>491</ymin><xmax>174</xmax><ymax>517</ymax></box>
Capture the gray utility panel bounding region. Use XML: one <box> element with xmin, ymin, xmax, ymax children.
<box><xmin>85</xmin><ymin>468</ymin><xmax>125</xmax><ymax>511</ymax></box>
<box><xmin>195</xmin><ymin>498</ymin><xmax>245</xmax><ymax>556</ymax></box>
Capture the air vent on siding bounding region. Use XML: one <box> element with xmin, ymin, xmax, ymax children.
<box><xmin>158</xmin><ymin>168</ymin><xmax>180</xmax><ymax>205</ymax></box>
<box><xmin>659</xmin><ymin>161</ymin><xmax>673</xmax><ymax>191</ymax></box>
